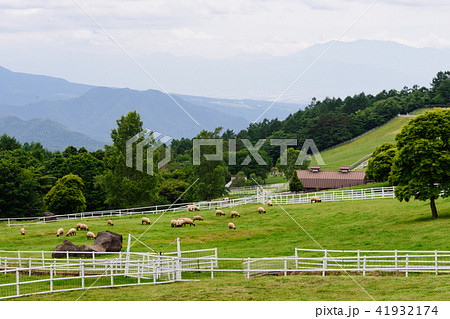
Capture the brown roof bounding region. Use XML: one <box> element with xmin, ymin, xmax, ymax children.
<box><xmin>297</xmin><ymin>170</ymin><xmax>366</xmax><ymax>189</ymax></box>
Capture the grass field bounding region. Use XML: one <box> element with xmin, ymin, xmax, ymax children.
<box><xmin>310</xmin><ymin>117</ymin><xmax>413</xmax><ymax>170</ymax></box>
<box><xmin>1</xmin><ymin>196</ymin><xmax>449</xmax><ymax>301</ymax></box>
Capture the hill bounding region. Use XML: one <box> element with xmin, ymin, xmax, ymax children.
<box><xmin>0</xmin><ymin>116</ymin><xmax>105</xmax><ymax>151</ymax></box>
<box><xmin>310</xmin><ymin>116</ymin><xmax>414</xmax><ymax>170</ymax></box>
<box><xmin>0</xmin><ymin>66</ymin><xmax>94</xmax><ymax>106</ymax></box>
<box><xmin>0</xmin><ymin>87</ymin><xmax>251</xmax><ymax>142</ymax></box>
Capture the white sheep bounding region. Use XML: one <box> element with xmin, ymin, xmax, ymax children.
<box><xmin>20</xmin><ymin>228</ymin><xmax>25</xmax><ymax>235</ymax></box>
<box><xmin>230</xmin><ymin>211</ymin><xmax>240</xmax><ymax>218</ymax></box>
<box><xmin>310</xmin><ymin>196</ymin><xmax>321</xmax><ymax>203</ymax></box>
<box><xmin>228</xmin><ymin>222</ymin><xmax>236</xmax><ymax>230</ymax></box>
<box><xmin>107</xmin><ymin>219</ymin><xmax>114</xmax><ymax>226</ymax></box>
<box><xmin>56</xmin><ymin>228</ymin><xmax>64</xmax><ymax>237</ymax></box>
<box><xmin>76</xmin><ymin>223</ymin><xmax>82</xmax><ymax>230</ymax></box>
<box><xmin>267</xmin><ymin>200</ymin><xmax>273</xmax><ymax>206</ymax></box>
<box><xmin>79</xmin><ymin>223</ymin><xmax>89</xmax><ymax>231</ymax></box>
<box><xmin>193</xmin><ymin>216</ymin><xmax>204</xmax><ymax>221</ymax></box>
<box><xmin>66</xmin><ymin>228</ymin><xmax>76</xmax><ymax>236</ymax></box>
<box><xmin>258</xmin><ymin>207</ymin><xmax>266</xmax><ymax>214</ymax></box>
<box><xmin>175</xmin><ymin>220</ymin><xmax>184</xmax><ymax>227</ymax></box>
<box><xmin>178</xmin><ymin>217</ymin><xmax>195</xmax><ymax>227</ymax></box>
<box><xmin>171</xmin><ymin>219</ymin><xmax>178</xmax><ymax>227</ymax></box>
<box><xmin>188</xmin><ymin>205</ymin><xmax>200</xmax><ymax>211</ymax></box>
<box><xmin>216</xmin><ymin>210</ymin><xmax>225</xmax><ymax>216</ymax></box>
<box><xmin>86</xmin><ymin>231</ymin><xmax>96</xmax><ymax>240</ymax></box>
<box><xmin>141</xmin><ymin>217</ymin><xmax>151</xmax><ymax>225</ymax></box>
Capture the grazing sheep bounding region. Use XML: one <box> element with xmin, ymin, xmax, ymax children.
<box><xmin>230</xmin><ymin>211</ymin><xmax>240</xmax><ymax>218</ymax></box>
<box><xmin>216</xmin><ymin>210</ymin><xmax>225</xmax><ymax>216</ymax></box>
<box><xmin>56</xmin><ymin>228</ymin><xmax>64</xmax><ymax>237</ymax></box>
<box><xmin>310</xmin><ymin>196</ymin><xmax>321</xmax><ymax>203</ymax></box>
<box><xmin>66</xmin><ymin>228</ymin><xmax>76</xmax><ymax>236</ymax></box>
<box><xmin>107</xmin><ymin>219</ymin><xmax>114</xmax><ymax>226</ymax></box>
<box><xmin>142</xmin><ymin>217</ymin><xmax>151</xmax><ymax>225</ymax></box>
<box><xmin>228</xmin><ymin>222</ymin><xmax>236</xmax><ymax>230</ymax></box>
<box><xmin>178</xmin><ymin>218</ymin><xmax>195</xmax><ymax>227</ymax></box>
<box><xmin>222</xmin><ymin>197</ymin><xmax>230</xmax><ymax>201</ymax></box>
<box><xmin>193</xmin><ymin>215</ymin><xmax>204</xmax><ymax>221</ymax></box>
<box><xmin>188</xmin><ymin>205</ymin><xmax>200</xmax><ymax>211</ymax></box>
<box><xmin>76</xmin><ymin>223</ymin><xmax>82</xmax><ymax>230</ymax></box>
<box><xmin>171</xmin><ymin>219</ymin><xmax>178</xmax><ymax>227</ymax></box>
<box><xmin>20</xmin><ymin>228</ymin><xmax>25</xmax><ymax>235</ymax></box>
<box><xmin>175</xmin><ymin>220</ymin><xmax>184</xmax><ymax>227</ymax></box>
<box><xmin>79</xmin><ymin>223</ymin><xmax>89</xmax><ymax>231</ymax></box>
<box><xmin>267</xmin><ymin>200</ymin><xmax>273</xmax><ymax>206</ymax></box>
<box><xmin>86</xmin><ymin>231</ymin><xmax>96</xmax><ymax>240</ymax></box>
<box><xmin>258</xmin><ymin>207</ymin><xmax>266</xmax><ymax>214</ymax></box>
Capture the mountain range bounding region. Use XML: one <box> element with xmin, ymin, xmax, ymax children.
<box><xmin>0</xmin><ymin>39</ymin><xmax>449</xmax><ymax>150</ymax></box>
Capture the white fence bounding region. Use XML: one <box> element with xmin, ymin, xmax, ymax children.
<box><xmin>1</xmin><ymin>247</ymin><xmax>449</xmax><ymax>299</ymax></box>
<box><xmin>0</xmin><ymin>186</ymin><xmax>397</xmax><ymax>227</ymax></box>
<box><xmin>229</xmin><ymin>183</ymin><xmax>288</xmax><ymax>195</ymax></box>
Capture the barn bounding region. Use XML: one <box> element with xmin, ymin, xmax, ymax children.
<box><xmin>296</xmin><ymin>166</ymin><xmax>367</xmax><ymax>190</ymax></box>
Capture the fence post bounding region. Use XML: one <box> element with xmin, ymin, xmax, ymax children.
<box><xmin>363</xmin><ymin>256</ymin><xmax>367</xmax><ymax>276</ymax></box>
<box><xmin>284</xmin><ymin>257</ymin><xmax>287</xmax><ymax>276</ymax></box>
<box><xmin>247</xmin><ymin>257</ymin><xmax>251</xmax><ymax>279</ymax></box>
<box><xmin>18</xmin><ymin>251</ymin><xmax>21</xmax><ymax>268</ymax></box>
<box><xmin>41</xmin><ymin>250</ymin><xmax>45</xmax><ymax>267</ymax></box>
<box><xmin>49</xmin><ymin>265</ymin><xmax>53</xmax><ymax>292</ymax></box>
<box><xmin>211</xmin><ymin>259</ymin><xmax>214</xmax><ymax>279</ymax></box>
<box><xmin>395</xmin><ymin>250</ymin><xmax>398</xmax><ymax>272</ymax></box>
<box><xmin>405</xmin><ymin>254</ymin><xmax>409</xmax><ymax>277</ymax></box>
<box><xmin>81</xmin><ymin>262</ymin><xmax>85</xmax><ymax>289</ymax></box>
<box><xmin>16</xmin><ymin>269</ymin><xmax>20</xmax><ymax>296</ymax></box>
<box><xmin>322</xmin><ymin>250</ymin><xmax>327</xmax><ymax>276</ymax></box>
<box><xmin>138</xmin><ymin>261</ymin><xmax>141</xmax><ymax>285</ymax></box>
<box><xmin>28</xmin><ymin>258</ymin><xmax>31</xmax><ymax>276</ymax></box>
<box><xmin>110</xmin><ymin>260</ymin><xmax>114</xmax><ymax>287</ymax></box>
<box><xmin>357</xmin><ymin>250</ymin><xmax>360</xmax><ymax>271</ymax></box>
<box><xmin>435</xmin><ymin>251</ymin><xmax>438</xmax><ymax>275</ymax></box>
<box><xmin>8</xmin><ymin>218</ymin><xmax>10</xmax><ymax>227</ymax></box>
<box><xmin>176</xmin><ymin>237</ymin><xmax>182</xmax><ymax>281</ymax></box>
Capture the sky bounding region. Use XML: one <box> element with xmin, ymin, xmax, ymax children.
<box><xmin>1</xmin><ymin>0</ymin><xmax>450</xmax><ymax>92</ymax></box>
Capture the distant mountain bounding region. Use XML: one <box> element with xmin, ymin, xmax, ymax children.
<box><xmin>0</xmin><ymin>66</ymin><xmax>94</xmax><ymax>106</ymax></box>
<box><xmin>0</xmin><ymin>116</ymin><xmax>104</xmax><ymax>151</ymax></box>
<box><xmin>0</xmin><ymin>87</ymin><xmax>252</xmax><ymax>142</ymax></box>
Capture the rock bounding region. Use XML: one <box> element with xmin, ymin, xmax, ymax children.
<box><xmin>94</xmin><ymin>231</ymin><xmax>122</xmax><ymax>252</ymax></box>
<box><xmin>43</xmin><ymin>212</ymin><xmax>56</xmax><ymax>222</ymax></box>
<box><xmin>52</xmin><ymin>231</ymin><xmax>122</xmax><ymax>258</ymax></box>
<box><xmin>52</xmin><ymin>240</ymin><xmax>82</xmax><ymax>258</ymax></box>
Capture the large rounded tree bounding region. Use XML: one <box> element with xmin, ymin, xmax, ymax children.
<box><xmin>390</xmin><ymin>109</ymin><xmax>449</xmax><ymax>219</ymax></box>
<box><xmin>44</xmin><ymin>174</ymin><xmax>86</xmax><ymax>215</ymax></box>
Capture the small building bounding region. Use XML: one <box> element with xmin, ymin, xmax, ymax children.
<box><xmin>296</xmin><ymin>166</ymin><xmax>367</xmax><ymax>190</ymax></box>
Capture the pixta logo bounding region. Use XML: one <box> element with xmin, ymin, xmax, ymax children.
<box><xmin>126</xmin><ymin>129</ymin><xmax>172</xmax><ymax>175</ymax></box>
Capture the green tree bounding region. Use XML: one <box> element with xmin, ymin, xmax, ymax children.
<box><xmin>231</xmin><ymin>171</ymin><xmax>246</xmax><ymax>187</ymax></box>
<box><xmin>366</xmin><ymin>143</ymin><xmax>397</xmax><ymax>182</ymax></box>
<box><xmin>0</xmin><ymin>134</ymin><xmax>21</xmax><ymax>152</ymax></box>
<box><xmin>289</xmin><ymin>171</ymin><xmax>303</xmax><ymax>193</ymax></box>
<box><xmin>158</xmin><ymin>179</ymin><xmax>189</xmax><ymax>203</ymax></box>
<box><xmin>276</xmin><ymin>147</ymin><xmax>310</xmax><ymax>179</ymax></box>
<box><xmin>0</xmin><ymin>158</ymin><xmax>42</xmax><ymax>218</ymax></box>
<box><xmin>43</xmin><ymin>174</ymin><xmax>86</xmax><ymax>215</ymax></box>
<box><xmin>390</xmin><ymin>109</ymin><xmax>449</xmax><ymax>219</ymax></box>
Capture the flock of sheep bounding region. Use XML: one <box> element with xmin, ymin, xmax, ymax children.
<box><xmin>17</xmin><ymin>197</ymin><xmax>321</xmax><ymax>238</ymax></box>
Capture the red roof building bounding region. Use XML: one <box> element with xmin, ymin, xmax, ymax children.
<box><xmin>296</xmin><ymin>166</ymin><xmax>367</xmax><ymax>190</ymax></box>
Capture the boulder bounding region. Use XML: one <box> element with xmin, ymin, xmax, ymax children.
<box><xmin>43</xmin><ymin>212</ymin><xmax>56</xmax><ymax>222</ymax></box>
<box><xmin>52</xmin><ymin>240</ymin><xmax>82</xmax><ymax>258</ymax></box>
<box><xmin>94</xmin><ymin>231</ymin><xmax>122</xmax><ymax>252</ymax></box>
<box><xmin>52</xmin><ymin>231</ymin><xmax>122</xmax><ymax>258</ymax></box>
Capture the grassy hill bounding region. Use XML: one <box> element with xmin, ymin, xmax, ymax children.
<box><xmin>2</xmin><ymin>196</ymin><xmax>449</xmax><ymax>301</ymax></box>
<box><xmin>310</xmin><ymin>116</ymin><xmax>413</xmax><ymax>170</ymax></box>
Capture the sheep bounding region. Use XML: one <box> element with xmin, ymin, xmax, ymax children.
<box><xmin>175</xmin><ymin>220</ymin><xmax>184</xmax><ymax>227</ymax></box>
<box><xmin>86</xmin><ymin>231</ymin><xmax>96</xmax><ymax>240</ymax></box>
<box><xmin>107</xmin><ymin>219</ymin><xmax>114</xmax><ymax>226</ymax></box>
<box><xmin>228</xmin><ymin>222</ymin><xmax>236</xmax><ymax>230</ymax></box>
<box><xmin>178</xmin><ymin>218</ymin><xmax>195</xmax><ymax>227</ymax></box>
<box><xmin>66</xmin><ymin>228</ymin><xmax>76</xmax><ymax>236</ymax></box>
<box><xmin>222</xmin><ymin>197</ymin><xmax>230</xmax><ymax>201</ymax></box>
<box><xmin>56</xmin><ymin>228</ymin><xmax>64</xmax><ymax>237</ymax></box>
<box><xmin>79</xmin><ymin>223</ymin><xmax>89</xmax><ymax>231</ymax></box>
<box><xmin>310</xmin><ymin>196</ymin><xmax>321</xmax><ymax>203</ymax></box>
<box><xmin>141</xmin><ymin>217</ymin><xmax>151</xmax><ymax>225</ymax></box>
<box><xmin>258</xmin><ymin>207</ymin><xmax>266</xmax><ymax>214</ymax></box>
<box><xmin>216</xmin><ymin>210</ymin><xmax>225</xmax><ymax>216</ymax></box>
<box><xmin>267</xmin><ymin>200</ymin><xmax>273</xmax><ymax>206</ymax></box>
<box><xmin>193</xmin><ymin>215</ymin><xmax>204</xmax><ymax>221</ymax></box>
<box><xmin>171</xmin><ymin>219</ymin><xmax>178</xmax><ymax>227</ymax></box>
<box><xmin>230</xmin><ymin>211</ymin><xmax>240</xmax><ymax>218</ymax></box>
<box><xmin>20</xmin><ymin>228</ymin><xmax>25</xmax><ymax>235</ymax></box>
<box><xmin>187</xmin><ymin>205</ymin><xmax>200</xmax><ymax>211</ymax></box>
<box><xmin>76</xmin><ymin>223</ymin><xmax>82</xmax><ymax>230</ymax></box>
